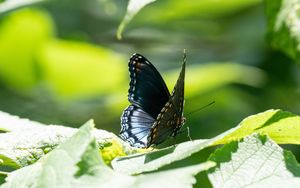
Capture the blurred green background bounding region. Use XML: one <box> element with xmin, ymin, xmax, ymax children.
<box><xmin>0</xmin><ymin>0</ymin><xmax>300</xmax><ymax>151</ymax></box>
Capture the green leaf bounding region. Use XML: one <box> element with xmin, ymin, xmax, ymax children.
<box><xmin>0</xmin><ymin>9</ymin><xmax>53</xmax><ymax>91</ymax></box>
<box><xmin>72</xmin><ymin>161</ymin><xmax>215</xmax><ymax>188</ymax></box>
<box><xmin>38</xmin><ymin>39</ymin><xmax>127</xmax><ymax>98</ymax></box>
<box><xmin>2</xmin><ymin>108</ymin><xmax>300</xmax><ymax>181</ymax></box>
<box><xmin>1</xmin><ymin>120</ymin><xmax>96</xmax><ymax>187</ymax></box>
<box><xmin>112</xmin><ymin>130</ymin><xmax>235</xmax><ymax>175</ymax></box>
<box><xmin>0</xmin><ymin>126</ymin><xmax>116</xmax><ymax>169</ymax></box>
<box><xmin>112</xmin><ymin>109</ymin><xmax>300</xmax><ymax>175</ymax></box>
<box><xmin>165</xmin><ymin>62</ymin><xmax>266</xmax><ymax>97</ymax></box>
<box><xmin>0</xmin><ymin>8</ymin><xmax>127</xmax><ymax>98</ymax></box>
<box><xmin>0</xmin><ymin>111</ymin><xmax>44</xmax><ymax>132</ymax></box>
<box><xmin>133</xmin><ymin>162</ymin><xmax>215</xmax><ymax>188</ymax></box>
<box><xmin>0</xmin><ymin>111</ymin><xmax>124</xmax><ymax>169</ymax></box>
<box><xmin>214</xmin><ymin>109</ymin><xmax>300</xmax><ymax>145</ymax></box>
<box><xmin>265</xmin><ymin>0</ymin><xmax>300</xmax><ymax>62</ymax></box>
<box><xmin>1</xmin><ymin>120</ymin><xmax>215</xmax><ymax>188</ymax></box>
<box><xmin>116</xmin><ymin>0</ymin><xmax>261</xmax><ymax>39</ymax></box>
<box><xmin>116</xmin><ymin>0</ymin><xmax>156</xmax><ymax>40</ymax></box>
<box><xmin>136</xmin><ymin>0</ymin><xmax>261</xmax><ymax>22</ymax></box>
<box><xmin>208</xmin><ymin>134</ymin><xmax>300</xmax><ymax>188</ymax></box>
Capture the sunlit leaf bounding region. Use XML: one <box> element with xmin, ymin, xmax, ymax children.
<box><xmin>111</xmin><ymin>129</ymin><xmax>235</xmax><ymax>175</ymax></box>
<box><xmin>208</xmin><ymin>134</ymin><xmax>300</xmax><ymax>188</ymax></box>
<box><xmin>214</xmin><ymin>109</ymin><xmax>300</xmax><ymax>145</ymax></box>
<box><xmin>2</xmin><ymin>108</ymin><xmax>300</xmax><ymax>178</ymax></box>
<box><xmin>0</xmin><ymin>8</ymin><xmax>127</xmax><ymax>98</ymax></box>
<box><xmin>1</xmin><ymin>120</ymin><xmax>97</xmax><ymax>187</ymax></box>
<box><xmin>1</xmin><ymin>120</ymin><xmax>215</xmax><ymax>188</ymax></box>
<box><xmin>117</xmin><ymin>0</ymin><xmax>261</xmax><ymax>39</ymax></box>
<box><xmin>165</xmin><ymin>62</ymin><xmax>266</xmax><ymax>97</ymax></box>
<box><xmin>38</xmin><ymin>39</ymin><xmax>127</xmax><ymax>98</ymax></box>
<box><xmin>0</xmin><ymin>124</ymin><xmax>119</xmax><ymax>169</ymax></box>
<box><xmin>0</xmin><ymin>9</ymin><xmax>53</xmax><ymax>90</ymax></box>
<box><xmin>0</xmin><ymin>111</ymin><xmax>44</xmax><ymax>132</ymax></box>
<box><xmin>116</xmin><ymin>0</ymin><xmax>156</xmax><ymax>40</ymax></box>
<box><xmin>265</xmin><ymin>0</ymin><xmax>300</xmax><ymax>62</ymax></box>
<box><xmin>136</xmin><ymin>0</ymin><xmax>261</xmax><ymax>22</ymax></box>
<box><xmin>112</xmin><ymin>109</ymin><xmax>300</xmax><ymax>174</ymax></box>
<box><xmin>0</xmin><ymin>111</ymin><xmax>124</xmax><ymax>169</ymax></box>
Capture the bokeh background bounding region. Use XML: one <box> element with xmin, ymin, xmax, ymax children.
<box><xmin>0</xmin><ymin>0</ymin><xmax>300</xmax><ymax>153</ymax></box>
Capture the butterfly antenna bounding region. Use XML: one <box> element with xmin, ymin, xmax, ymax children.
<box><xmin>183</xmin><ymin>49</ymin><xmax>187</xmax><ymax>64</ymax></box>
<box><xmin>185</xmin><ymin>101</ymin><xmax>215</xmax><ymax>117</ymax></box>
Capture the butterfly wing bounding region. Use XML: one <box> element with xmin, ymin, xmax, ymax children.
<box><xmin>120</xmin><ymin>105</ymin><xmax>155</xmax><ymax>148</ymax></box>
<box><xmin>147</xmin><ymin>59</ymin><xmax>185</xmax><ymax>147</ymax></box>
<box><xmin>128</xmin><ymin>53</ymin><xmax>170</xmax><ymax>118</ymax></box>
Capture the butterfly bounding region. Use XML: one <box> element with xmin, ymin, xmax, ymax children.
<box><xmin>120</xmin><ymin>52</ymin><xmax>186</xmax><ymax>148</ymax></box>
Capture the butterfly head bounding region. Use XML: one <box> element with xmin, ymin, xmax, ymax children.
<box><xmin>181</xmin><ymin>116</ymin><xmax>186</xmax><ymax>125</ymax></box>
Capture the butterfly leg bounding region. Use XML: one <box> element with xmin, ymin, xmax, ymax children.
<box><xmin>186</xmin><ymin>126</ymin><xmax>193</xmax><ymax>142</ymax></box>
<box><xmin>172</xmin><ymin>136</ymin><xmax>178</xmax><ymax>147</ymax></box>
<box><xmin>176</xmin><ymin>126</ymin><xmax>193</xmax><ymax>141</ymax></box>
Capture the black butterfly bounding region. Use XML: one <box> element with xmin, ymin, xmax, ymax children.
<box><xmin>120</xmin><ymin>53</ymin><xmax>186</xmax><ymax>148</ymax></box>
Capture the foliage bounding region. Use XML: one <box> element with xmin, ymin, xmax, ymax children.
<box><xmin>208</xmin><ymin>134</ymin><xmax>300</xmax><ymax>188</ymax></box>
<box><xmin>111</xmin><ymin>109</ymin><xmax>300</xmax><ymax>175</ymax></box>
<box><xmin>0</xmin><ymin>111</ymin><xmax>128</xmax><ymax>169</ymax></box>
<box><xmin>214</xmin><ymin>109</ymin><xmax>300</xmax><ymax>145</ymax></box>
<box><xmin>0</xmin><ymin>0</ymin><xmax>300</xmax><ymax>187</ymax></box>
<box><xmin>0</xmin><ymin>118</ymin><xmax>214</xmax><ymax>188</ymax></box>
<box><xmin>117</xmin><ymin>0</ymin><xmax>156</xmax><ymax>40</ymax></box>
<box><xmin>265</xmin><ymin>0</ymin><xmax>300</xmax><ymax>63</ymax></box>
<box><xmin>1</xmin><ymin>109</ymin><xmax>300</xmax><ymax>187</ymax></box>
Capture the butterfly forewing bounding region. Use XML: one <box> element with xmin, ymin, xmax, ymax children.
<box><xmin>120</xmin><ymin>105</ymin><xmax>155</xmax><ymax>148</ymax></box>
<box><xmin>128</xmin><ymin>54</ymin><xmax>170</xmax><ymax>118</ymax></box>
<box><xmin>147</xmin><ymin>60</ymin><xmax>185</xmax><ymax>147</ymax></box>
<box><xmin>170</xmin><ymin>57</ymin><xmax>185</xmax><ymax>125</ymax></box>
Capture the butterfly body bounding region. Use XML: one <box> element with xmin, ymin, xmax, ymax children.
<box><xmin>120</xmin><ymin>53</ymin><xmax>186</xmax><ymax>148</ymax></box>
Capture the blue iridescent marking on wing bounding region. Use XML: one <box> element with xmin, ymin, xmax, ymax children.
<box><xmin>120</xmin><ymin>105</ymin><xmax>154</xmax><ymax>148</ymax></box>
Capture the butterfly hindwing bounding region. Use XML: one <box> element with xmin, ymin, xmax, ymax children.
<box><xmin>147</xmin><ymin>59</ymin><xmax>185</xmax><ymax>147</ymax></box>
<box><xmin>120</xmin><ymin>105</ymin><xmax>155</xmax><ymax>148</ymax></box>
<box><xmin>128</xmin><ymin>54</ymin><xmax>170</xmax><ymax>118</ymax></box>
